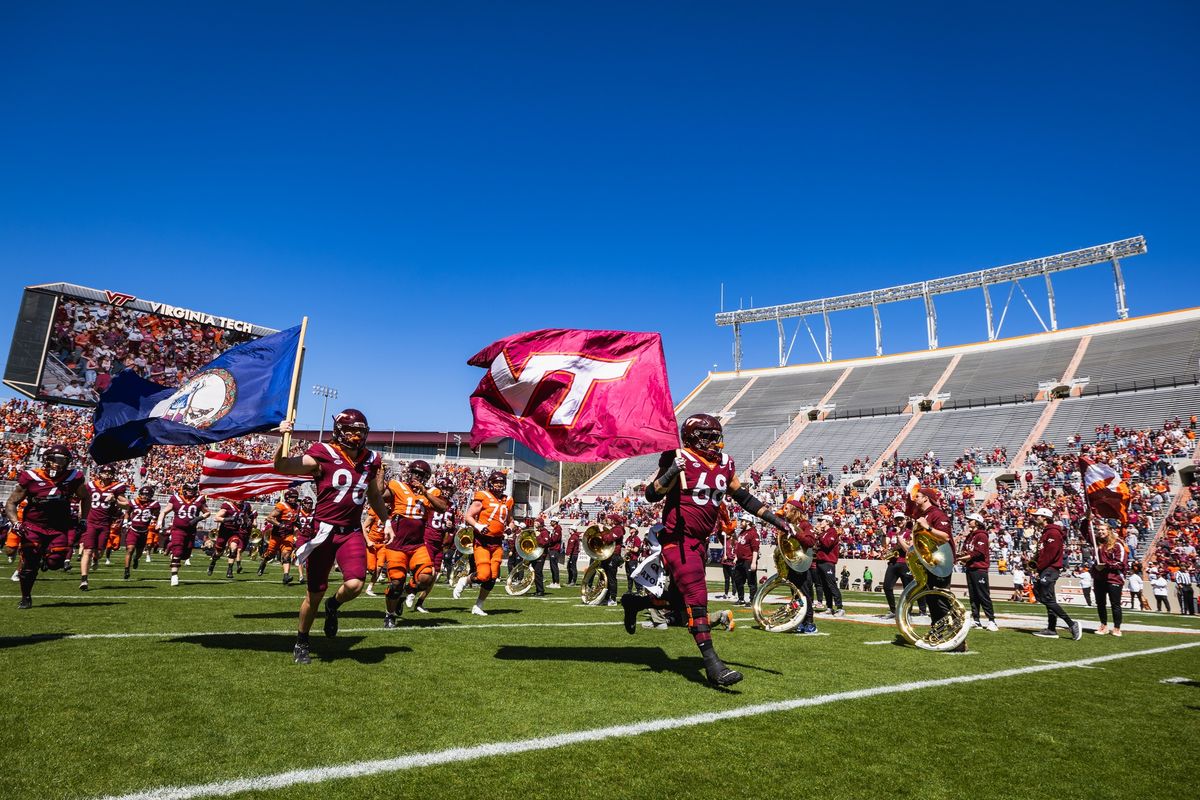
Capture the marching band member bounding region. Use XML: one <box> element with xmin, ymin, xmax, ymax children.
<box><xmin>546</xmin><ymin>520</ymin><xmax>563</xmax><ymax>588</ymax></box>
<box><xmin>880</xmin><ymin>510</ymin><xmax>924</xmax><ymax>619</ymax></box>
<box><xmin>1029</xmin><ymin>508</ymin><xmax>1083</xmax><ymax>640</ymax></box>
<box><xmin>1092</xmin><ymin>519</ymin><xmax>1127</xmax><ymax>636</ymax></box>
<box><xmin>908</xmin><ymin>487</ymin><xmax>965</xmax><ymax>651</ymax></box>
<box><xmin>813</xmin><ymin>514</ymin><xmax>844</xmax><ymax>616</ymax></box>
<box><xmin>621</xmin><ymin>414</ymin><xmax>791</xmax><ymax>687</ymax></box>
<box><xmin>565</xmin><ymin>526</ymin><xmax>582</xmax><ymax>586</ymax></box>
<box><xmin>601</xmin><ymin>514</ymin><xmax>625</xmax><ymax>606</ymax></box>
<box><xmin>622</xmin><ymin>525</ymin><xmax>643</xmax><ymax>595</ymax></box>
<box><xmin>959</xmin><ymin>512</ymin><xmax>998</xmax><ymax>631</ymax></box>
<box><xmin>779</xmin><ymin>496</ymin><xmax>820</xmax><ymax>635</ymax></box>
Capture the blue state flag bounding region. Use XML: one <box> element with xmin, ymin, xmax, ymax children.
<box><xmin>90</xmin><ymin>325</ymin><xmax>302</xmax><ymax>464</ymax></box>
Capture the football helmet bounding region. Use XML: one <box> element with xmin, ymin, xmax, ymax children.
<box><xmin>96</xmin><ymin>464</ymin><xmax>116</xmax><ymax>481</ymax></box>
<box><xmin>181</xmin><ymin>483</ymin><xmax>199</xmax><ymax>499</ymax></box>
<box><xmin>137</xmin><ymin>486</ymin><xmax>154</xmax><ymax>502</ymax></box>
<box><xmin>681</xmin><ymin>414</ymin><xmax>723</xmax><ymax>460</ymax></box>
<box><xmin>284</xmin><ymin>488</ymin><xmax>300</xmax><ymax>503</ymax></box>
<box><xmin>487</xmin><ymin>470</ymin><xmax>507</xmax><ymax>496</ymax></box>
<box><xmin>408</xmin><ymin>460</ymin><xmax>432</xmax><ymax>487</ymax></box>
<box><xmin>300</xmin><ymin>497</ymin><xmax>314</xmax><ymax>510</ymax></box>
<box><xmin>42</xmin><ymin>444</ymin><xmax>73</xmax><ymax>479</ymax></box>
<box><xmin>331</xmin><ymin>408</ymin><xmax>369</xmax><ymax>451</ymax></box>
<box><xmin>435</xmin><ymin>478</ymin><xmax>455</xmax><ymax>497</ymax></box>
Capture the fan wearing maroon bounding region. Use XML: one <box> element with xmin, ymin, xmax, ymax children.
<box><xmin>79</xmin><ymin>463</ymin><xmax>130</xmax><ymax>591</ymax></box>
<box><xmin>123</xmin><ymin>486</ymin><xmax>161</xmax><ymax>579</ymax></box>
<box><xmin>621</xmin><ymin>414</ymin><xmax>792</xmax><ymax>687</ymax></box>
<box><xmin>276</xmin><ymin>410</ymin><xmax>390</xmax><ymax>665</ymax></box>
<box><xmin>4</xmin><ymin>445</ymin><xmax>90</xmax><ymax>609</ymax></box>
<box><xmin>157</xmin><ymin>483</ymin><xmax>209</xmax><ymax>586</ymax></box>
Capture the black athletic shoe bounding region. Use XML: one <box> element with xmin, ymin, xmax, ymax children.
<box><xmin>293</xmin><ymin>642</ymin><xmax>311</xmax><ymax>665</ymax></box>
<box><xmin>620</xmin><ymin>593</ymin><xmax>642</xmax><ymax>635</ymax></box>
<box><xmin>17</xmin><ymin>598</ymin><xmax>32</xmax><ymax>610</ymax></box>
<box><xmin>225</xmin><ymin>566</ymin><xmax>234</xmax><ymax>580</ymax></box>
<box><xmin>323</xmin><ymin>599</ymin><xmax>340</xmax><ymax>637</ymax></box>
<box><xmin>383</xmin><ymin>614</ymin><xmax>396</xmax><ymax>630</ymax></box>
<box><xmin>132</xmin><ymin>558</ymin><xmax>140</xmax><ymax>570</ymax></box>
<box><xmin>236</xmin><ymin>564</ymin><xmax>243</xmax><ymax>574</ymax></box>
<box><xmin>123</xmin><ymin>568</ymin><xmax>130</xmax><ymax>580</ymax></box>
<box><xmin>705</xmin><ymin>658</ymin><xmax>743</xmax><ymax>687</ymax></box>
<box><xmin>79</xmin><ymin>578</ymin><xmax>88</xmax><ymax>592</ymax></box>
<box><xmin>258</xmin><ymin>565</ymin><xmax>266</xmax><ymax>577</ymax></box>
<box><xmin>207</xmin><ymin>562</ymin><xmax>215</xmax><ymax>576</ymax></box>
<box><xmin>282</xmin><ymin>574</ymin><xmax>293</xmax><ymax>586</ymax></box>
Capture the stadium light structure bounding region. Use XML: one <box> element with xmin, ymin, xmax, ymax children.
<box><xmin>715</xmin><ymin>237</ymin><xmax>1147</xmax><ymax>371</ymax></box>
<box><xmin>312</xmin><ymin>384</ymin><xmax>339</xmax><ymax>442</ymax></box>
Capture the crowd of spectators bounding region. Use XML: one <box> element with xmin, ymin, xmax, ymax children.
<box><xmin>39</xmin><ymin>299</ymin><xmax>253</xmax><ymax>403</ymax></box>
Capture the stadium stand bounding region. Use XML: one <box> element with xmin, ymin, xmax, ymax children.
<box><xmin>940</xmin><ymin>337</ymin><xmax>1078</xmax><ymax>407</ymax></box>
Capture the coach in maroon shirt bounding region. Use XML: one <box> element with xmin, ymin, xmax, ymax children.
<box><xmin>1030</xmin><ymin>508</ymin><xmax>1082</xmax><ymax>640</ymax></box>
<box><xmin>732</xmin><ymin>524</ymin><xmax>760</xmax><ymax>605</ymax></box>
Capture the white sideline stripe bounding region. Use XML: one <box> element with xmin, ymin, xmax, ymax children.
<box><xmin>91</xmin><ymin>641</ymin><xmax>1200</xmax><ymax>800</ymax></box>
<box><xmin>0</xmin><ymin>621</ymin><xmax>622</xmax><ymax>642</ymax></box>
<box><xmin>1161</xmin><ymin>676</ymin><xmax>1193</xmax><ymax>684</ymax></box>
<box><xmin>863</xmin><ymin>640</ymin><xmax>894</xmax><ymax>645</ymax></box>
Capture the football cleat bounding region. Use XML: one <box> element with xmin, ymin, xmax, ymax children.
<box><xmin>452</xmin><ymin>576</ymin><xmax>469</xmax><ymax>599</ymax></box>
<box><xmin>365</xmin><ymin>585</ymin><xmax>377</xmax><ymax>597</ymax></box>
<box><xmin>703</xmin><ymin>656</ymin><xmax>743</xmax><ymax>687</ymax></box>
<box><xmin>79</xmin><ymin>579</ymin><xmax>89</xmax><ymax>592</ymax></box>
<box><xmin>293</xmin><ymin>642</ymin><xmax>312</xmax><ymax>665</ymax></box>
<box><xmin>414</xmin><ymin>604</ymin><xmax>429</xmax><ymax>614</ymax></box>
<box><xmin>236</xmin><ymin>563</ymin><xmax>243</xmax><ymax>574</ymax></box>
<box><xmin>123</xmin><ymin>568</ymin><xmax>130</xmax><ymax>580</ymax></box>
<box><xmin>405</xmin><ymin>592</ymin><xmax>417</xmax><ymax>610</ymax></box>
<box><xmin>470</xmin><ymin>605</ymin><xmax>488</xmax><ymax>616</ymax></box>
<box><xmin>323</xmin><ymin>599</ymin><xmax>340</xmax><ymax>637</ymax></box>
<box><xmin>282</xmin><ymin>574</ymin><xmax>293</xmax><ymax>586</ymax></box>
<box><xmin>383</xmin><ymin>614</ymin><xmax>396</xmax><ymax>630</ymax></box>
<box><xmin>207</xmin><ymin>563</ymin><xmax>215</xmax><ymax>576</ymax></box>
<box><xmin>17</xmin><ymin>598</ymin><xmax>32</xmax><ymax>610</ymax></box>
<box><xmin>9</xmin><ymin>570</ymin><xmax>18</xmax><ymax>582</ymax></box>
<box><xmin>170</xmin><ymin>575</ymin><xmax>179</xmax><ymax>587</ymax></box>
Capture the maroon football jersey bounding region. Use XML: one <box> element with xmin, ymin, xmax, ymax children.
<box><xmin>659</xmin><ymin>448</ymin><xmax>736</xmax><ymax>541</ymax></box>
<box><xmin>85</xmin><ymin>479</ymin><xmax>128</xmax><ymax>528</ymax></box>
<box><xmin>19</xmin><ymin>468</ymin><xmax>85</xmax><ymax>531</ymax></box>
<box><xmin>217</xmin><ymin>500</ymin><xmax>247</xmax><ymax>533</ymax></box>
<box><xmin>306</xmin><ymin>442</ymin><xmax>380</xmax><ymax>528</ymax></box>
<box><xmin>127</xmin><ymin>499</ymin><xmax>161</xmax><ymax>532</ymax></box>
<box><xmin>168</xmin><ymin>494</ymin><xmax>207</xmax><ymax>532</ymax></box>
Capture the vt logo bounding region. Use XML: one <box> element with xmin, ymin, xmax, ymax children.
<box><xmin>105</xmin><ymin>290</ymin><xmax>136</xmax><ymax>306</ymax></box>
<box><xmin>488</xmin><ymin>352</ymin><xmax>633</xmax><ymax>427</ymax></box>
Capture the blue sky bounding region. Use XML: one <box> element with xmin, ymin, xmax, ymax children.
<box><xmin>2</xmin><ymin>2</ymin><xmax>1197</xmax><ymax>431</ymax></box>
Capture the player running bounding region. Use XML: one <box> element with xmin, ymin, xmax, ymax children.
<box><xmin>259</xmin><ymin>488</ymin><xmax>301</xmax><ymax>584</ymax></box>
<box><xmin>158</xmin><ymin>483</ymin><xmax>209</xmax><ymax>586</ymax></box>
<box><xmin>456</xmin><ymin>470</ymin><xmax>517</xmax><ymax>616</ymax></box>
<box><xmin>621</xmin><ymin>414</ymin><xmax>791</xmax><ymax>687</ymax></box>
<box><xmin>275</xmin><ymin>410</ymin><xmax>390</xmax><ymax>664</ymax></box>
<box><xmin>79</xmin><ymin>464</ymin><xmax>130</xmax><ymax>590</ymax></box>
<box><xmin>122</xmin><ymin>486</ymin><xmax>160</xmax><ymax>579</ymax></box>
<box><xmin>381</xmin><ymin>460</ymin><xmax>447</xmax><ymax>628</ymax></box>
<box><xmin>409</xmin><ymin>478</ymin><xmax>456</xmax><ymax>613</ymax></box>
<box><xmin>208</xmin><ymin>499</ymin><xmax>251</xmax><ymax>580</ymax></box>
<box><xmin>4</xmin><ymin>445</ymin><xmax>90</xmax><ymax>609</ymax></box>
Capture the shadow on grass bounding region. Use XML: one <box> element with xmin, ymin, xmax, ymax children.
<box><xmin>0</xmin><ymin>633</ymin><xmax>71</xmax><ymax>649</ymax></box>
<box><xmin>35</xmin><ymin>601</ymin><xmax>123</xmax><ymax>609</ymax></box>
<box><xmin>167</xmin><ymin>633</ymin><xmax>411</xmax><ymax>664</ymax></box>
<box><xmin>494</xmin><ymin>645</ymin><xmax>753</xmax><ymax>689</ymax></box>
<box><xmin>89</xmin><ymin>584</ymin><xmax>156</xmax><ymax>591</ymax></box>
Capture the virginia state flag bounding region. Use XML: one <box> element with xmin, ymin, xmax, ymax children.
<box><xmin>1078</xmin><ymin>455</ymin><xmax>1131</xmax><ymax>525</ymax></box>
<box><xmin>467</xmin><ymin>329</ymin><xmax>678</xmax><ymax>462</ymax></box>
<box><xmin>89</xmin><ymin>325</ymin><xmax>302</xmax><ymax>464</ymax></box>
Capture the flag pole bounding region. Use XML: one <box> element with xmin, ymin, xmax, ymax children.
<box><xmin>281</xmin><ymin>316</ymin><xmax>309</xmax><ymax>456</ymax></box>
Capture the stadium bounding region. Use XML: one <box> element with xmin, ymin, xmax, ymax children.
<box><xmin>3</xmin><ymin>7</ymin><xmax>1200</xmax><ymax>800</ymax></box>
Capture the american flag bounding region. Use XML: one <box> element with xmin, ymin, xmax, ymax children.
<box><xmin>200</xmin><ymin>451</ymin><xmax>310</xmax><ymax>501</ymax></box>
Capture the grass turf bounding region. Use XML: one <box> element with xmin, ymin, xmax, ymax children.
<box><xmin>2</xmin><ymin>557</ymin><xmax>1197</xmax><ymax>800</ymax></box>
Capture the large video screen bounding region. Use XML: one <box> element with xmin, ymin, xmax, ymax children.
<box><xmin>4</xmin><ymin>284</ymin><xmax>275</xmax><ymax>408</ymax></box>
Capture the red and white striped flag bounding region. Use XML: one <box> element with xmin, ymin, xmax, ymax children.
<box><xmin>200</xmin><ymin>451</ymin><xmax>310</xmax><ymax>501</ymax></box>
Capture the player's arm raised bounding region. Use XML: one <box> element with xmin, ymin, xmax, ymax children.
<box><xmin>274</xmin><ymin>420</ymin><xmax>320</xmax><ymax>476</ymax></box>
<box><xmin>645</xmin><ymin>450</ymin><xmax>685</xmax><ymax>502</ymax></box>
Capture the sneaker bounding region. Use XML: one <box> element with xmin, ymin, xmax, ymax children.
<box><xmin>471</xmin><ymin>605</ymin><xmax>488</xmax><ymax>617</ymax></box>
<box><xmin>282</xmin><ymin>574</ymin><xmax>293</xmax><ymax>586</ymax></box>
<box><xmin>1095</xmin><ymin>625</ymin><xmax>1109</xmax><ymax>635</ymax></box>
<box><xmin>79</xmin><ymin>578</ymin><xmax>89</xmax><ymax>592</ymax></box>
<box><xmin>323</xmin><ymin>599</ymin><xmax>340</xmax><ymax>637</ymax></box>
<box><xmin>207</xmin><ymin>563</ymin><xmax>215</xmax><ymax>576</ymax></box>
<box><xmin>170</xmin><ymin>575</ymin><xmax>179</xmax><ymax>587</ymax></box>
<box><xmin>605</xmin><ymin>600</ymin><xmax>617</xmax><ymax>606</ymax></box>
<box><xmin>984</xmin><ymin>620</ymin><xmax>999</xmax><ymax>632</ymax></box>
<box><xmin>704</xmin><ymin>658</ymin><xmax>743</xmax><ymax>687</ymax></box>
<box><xmin>833</xmin><ymin>608</ymin><xmax>845</xmax><ymax>617</ymax></box>
<box><xmin>405</xmin><ymin>593</ymin><xmax>417</xmax><ymax>610</ymax></box>
<box><xmin>1032</xmin><ymin>628</ymin><xmax>1058</xmax><ymax>638</ymax></box>
<box><xmin>1070</xmin><ymin>621</ymin><xmax>1083</xmax><ymax>641</ymax></box>
<box><xmin>881</xmin><ymin>611</ymin><xmax>896</xmax><ymax>620</ymax></box>
<box><xmin>414</xmin><ymin>605</ymin><xmax>429</xmax><ymax>614</ymax></box>
<box><xmin>1111</xmin><ymin>629</ymin><xmax>1123</xmax><ymax>637</ymax></box>
<box><xmin>365</xmin><ymin>585</ymin><xmax>377</xmax><ymax>597</ymax></box>
<box><xmin>17</xmin><ymin>598</ymin><xmax>32</xmax><ymax>610</ymax></box>
<box><xmin>549</xmin><ymin>583</ymin><xmax>561</xmax><ymax>589</ymax></box>
<box><xmin>972</xmin><ymin>619</ymin><xmax>983</xmax><ymax>629</ymax></box>
<box><xmin>798</xmin><ymin>623</ymin><xmax>820</xmax><ymax>635</ymax></box>
<box><xmin>641</xmin><ymin>620</ymin><xmax>669</xmax><ymax>629</ymax></box>
<box><xmin>123</xmin><ymin>568</ymin><xmax>130</xmax><ymax>580</ymax></box>
<box><xmin>383</xmin><ymin>614</ymin><xmax>396</xmax><ymax>630</ymax></box>
<box><xmin>293</xmin><ymin>642</ymin><xmax>311</xmax><ymax>665</ymax></box>
<box><xmin>452</xmin><ymin>576</ymin><xmax>469</xmax><ymax>599</ymax></box>
<box><xmin>10</xmin><ymin>570</ymin><xmax>19</xmax><ymax>582</ymax></box>
<box><xmin>714</xmin><ymin>610</ymin><xmax>736</xmax><ymax>632</ymax></box>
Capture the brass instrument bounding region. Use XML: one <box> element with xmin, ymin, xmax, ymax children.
<box><xmin>775</xmin><ymin>530</ymin><xmax>814</xmax><ymax>573</ymax></box>
<box><xmin>505</xmin><ymin>529</ymin><xmax>542</xmax><ymax>596</ymax></box>
<box><xmin>454</xmin><ymin>528</ymin><xmax>475</xmax><ymax>556</ymax></box>
<box><xmin>580</xmin><ymin>525</ymin><xmax>617</xmax><ymax>606</ymax></box>
<box><xmin>894</xmin><ymin>526</ymin><xmax>970</xmax><ymax>652</ymax></box>
<box><xmin>752</xmin><ymin>572</ymin><xmax>808</xmax><ymax>632</ymax></box>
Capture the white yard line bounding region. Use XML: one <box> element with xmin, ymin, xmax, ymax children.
<box><xmin>0</xmin><ymin>621</ymin><xmax>623</xmax><ymax>642</ymax></box>
<box><xmin>91</xmin><ymin>641</ymin><xmax>1200</xmax><ymax>800</ymax></box>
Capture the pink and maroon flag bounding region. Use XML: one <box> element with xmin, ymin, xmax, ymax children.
<box><xmin>1078</xmin><ymin>455</ymin><xmax>1131</xmax><ymax>525</ymax></box>
<box><xmin>200</xmin><ymin>451</ymin><xmax>310</xmax><ymax>501</ymax></box>
<box><xmin>467</xmin><ymin>329</ymin><xmax>678</xmax><ymax>462</ymax></box>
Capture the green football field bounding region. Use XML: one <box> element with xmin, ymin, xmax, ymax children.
<box><xmin>3</xmin><ymin>557</ymin><xmax>1198</xmax><ymax>800</ymax></box>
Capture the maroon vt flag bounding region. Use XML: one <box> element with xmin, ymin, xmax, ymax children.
<box><xmin>467</xmin><ymin>329</ymin><xmax>678</xmax><ymax>462</ymax></box>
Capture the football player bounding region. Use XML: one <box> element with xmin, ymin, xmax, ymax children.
<box><xmin>208</xmin><ymin>499</ymin><xmax>251</xmax><ymax>580</ymax></box>
<box><xmin>621</xmin><ymin>414</ymin><xmax>790</xmax><ymax>687</ymax></box>
<box><xmin>456</xmin><ymin>470</ymin><xmax>518</xmax><ymax>616</ymax></box>
<box><xmin>381</xmin><ymin>460</ymin><xmax>447</xmax><ymax>627</ymax></box>
<box><xmin>409</xmin><ymin>478</ymin><xmax>456</xmax><ymax>613</ymax></box>
<box><xmin>122</xmin><ymin>486</ymin><xmax>161</xmax><ymax>579</ymax></box>
<box><xmin>363</xmin><ymin>506</ymin><xmax>386</xmax><ymax>596</ymax></box>
<box><xmin>80</xmin><ymin>464</ymin><xmax>130</xmax><ymax>590</ymax></box>
<box><xmin>4</xmin><ymin>445</ymin><xmax>90</xmax><ymax>608</ymax></box>
<box><xmin>259</xmin><ymin>488</ymin><xmax>301</xmax><ymax>583</ymax></box>
<box><xmin>158</xmin><ymin>483</ymin><xmax>209</xmax><ymax>586</ymax></box>
<box><xmin>275</xmin><ymin>411</ymin><xmax>390</xmax><ymax>664</ymax></box>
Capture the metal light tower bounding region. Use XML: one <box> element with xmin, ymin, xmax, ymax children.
<box><xmin>312</xmin><ymin>384</ymin><xmax>338</xmax><ymax>443</ymax></box>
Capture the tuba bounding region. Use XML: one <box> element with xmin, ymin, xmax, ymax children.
<box><xmin>754</xmin><ymin>531</ymin><xmax>812</xmax><ymax>632</ymax></box>
<box><xmin>580</xmin><ymin>525</ymin><xmax>617</xmax><ymax>606</ymax></box>
<box><xmin>505</xmin><ymin>529</ymin><xmax>542</xmax><ymax>596</ymax></box>
<box><xmin>895</xmin><ymin>527</ymin><xmax>970</xmax><ymax>651</ymax></box>
<box><xmin>447</xmin><ymin>528</ymin><xmax>475</xmax><ymax>589</ymax></box>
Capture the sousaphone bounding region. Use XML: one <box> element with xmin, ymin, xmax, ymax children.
<box><xmin>448</xmin><ymin>527</ymin><xmax>475</xmax><ymax>588</ymax></box>
<box><xmin>895</xmin><ymin>528</ymin><xmax>970</xmax><ymax>651</ymax></box>
<box><xmin>752</xmin><ymin>530</ymin><xmax>813</xmax><ymax>632</ymax></box>
<box><xmin>580</xmin><ymin>525</ymin><xmax>616</xmax><ymax>606</ymax></box>
<box><xmin>506</xmin><ymin>529</ymin><xmax>543</xmax><ymax>596</ymax></box>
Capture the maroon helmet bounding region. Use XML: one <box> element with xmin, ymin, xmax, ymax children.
<box><xmin>42</xmin><ymin>444</ymin><xmax>73</xmax><ymax>479</ymax></box>
<box><xmin>300</xmin><ymin>497</ymin><xmax>314</xmax><ymax>510</ymax></box>
<box><xmin>96</xmin><ymin>463</ymin><xmax>116</xmax><ymax>481</ymax></box>
<box><xmin>681</xmin><ymin>413</ymin><xmax>723</xmax><ymax>460</ymax></box>
<box><xmin>181</xmin><ymin>482</ymin><xmax>199</xmax><ymax>499</ymax></box>
<box><xmin>332</xmin><ymin>408</ymin><xmax>369</xmax><ymax>451</ymax></box>
<box><xmin>435</xmin><ymin>477</ymin><xmax>455</xmax><ymax>497</ymax></box>
<box><xmin>408</xmin><ymin>459</ymin><xmax>432</xmax><ymax>486</ymax></box>
<box><xmin>137</xmin><ymin>486</ymin><xmax>154</xmax><ymax>502</ymax></box>
<box><xmin>284</xmin><ymin>488</ymin><xmax>299</xmax><ymax>503</ymax></box>
<box><xmin>487</xmin><ymin>470</ymin><xmax>507</xmax><ymax>496</ymax></box>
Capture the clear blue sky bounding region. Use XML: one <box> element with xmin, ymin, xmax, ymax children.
<box><xmin>2</xmin><ymin>2</ymin><xmax>1197</xmax><ymax>431</ymax></box>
